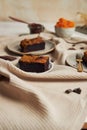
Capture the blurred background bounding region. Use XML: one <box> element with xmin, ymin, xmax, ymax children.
<box><xmin>0</xmin><ymin>0</ymin><xmax>87</xmax><ymax>24</ymax></box>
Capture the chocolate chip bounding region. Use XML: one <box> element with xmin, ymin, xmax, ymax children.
<box><xmin>80</xmin><ymin>47</ymin><xmax>84</xmax><ymax>50</ymax></box>
<box><xmin>0</xmin><ymin>55</ymin><xmax>17</xmax><ymax>61</ymax></box>
<box><xmin>65</xmin><ymin>89</ymin><xmax>72</xmax><ymax>94</ymax></box>
<box><xmin>51</xmin><ymin>59</ymin><xmax>55</xmax><ymax>62</ymax></box>
<box><xmin>68</xmin><ymin>48</ymin><xmax>76</xmax><ymax>50</ymax></box>
<box><xmin>73</xmin><ymin>88</ymin><xmax>81</xmax><ymax>94</ymax></box>
<box><xmin>72</xmin><ymin>44</ymin><xmax>76</xmax><ymax>47</ymax></box>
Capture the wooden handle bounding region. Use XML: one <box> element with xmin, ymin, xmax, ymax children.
<box><xmin>9</xmin><ymin>16</ymin><xmax>30</xmax><ymax>25</ymax></box>
<box><xmin>77</xmin><ymin>61</ymin><xmax>83</xmax><ymax>72</ymax></box>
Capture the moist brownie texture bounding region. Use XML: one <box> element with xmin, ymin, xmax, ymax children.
<box><xmin>19</xmin><ymin>55</ymin><xmax>49</xmax><ymax>73</ymax></box>
<box><xmin>20</xmin><ymin>36</ymin><xmax>45</xmax><ymax>52</ymax></box>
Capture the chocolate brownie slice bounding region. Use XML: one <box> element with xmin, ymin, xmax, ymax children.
<box><xmin>19</xmin><ymin>55</ymin><xmax>49</xmax><ymax>73</ymax></box>
<box><xmin>20</xmin><ymin>36</ymin><xmax>45</xmax><ymax>52</ymax></box>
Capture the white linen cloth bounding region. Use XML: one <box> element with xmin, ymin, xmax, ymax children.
<box><xmin>0</xmin><ymin>22</ymin><xmax>87</xmax><ymax>130</ymax></box>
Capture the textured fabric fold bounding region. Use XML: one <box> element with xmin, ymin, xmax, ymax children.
<box><xmin>0</xmin><ymin>58</ymin><xmax>87</xmax><ymax>130</ymax></box>
<box><xmin>1</xmin><ymin>58</ymin><xmax>87</xmax><ymax>81</ymax></box>
<box><xmin>0</xmin><ymin>29</ymin><xmax>87</xmax><ymax>130</ymax></box>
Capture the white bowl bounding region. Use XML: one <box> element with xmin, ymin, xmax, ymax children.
<box><xmin>55</xmin><ymin>26</ymin><xmax>75</xmax><ymax>38</ymax></box>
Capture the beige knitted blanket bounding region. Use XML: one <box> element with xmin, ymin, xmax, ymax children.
<box><xmin>0</xmin><ymin>33</ymin><xmax>87</xmax><ymax>130</ymax></box>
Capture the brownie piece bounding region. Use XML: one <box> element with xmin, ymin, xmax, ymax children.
<box><xmin>19</xmin><ymin>55</ymin><xmax>49</xmax><ymax>73</ymax></box>
<box><xmin>65</xmin><ymin>89</ymin><xmax>72</xmax><ymax>94</ymax></box>
<box><xmin>65</xmin><ymin>88</ymin><xmax>81</xmax><ymax>94</ymax></box>
<box><xmin>82</xmin><ymin>51</ymin><xmax>87</xmax><ymax>66</ymax></box>
<box><xmin>20</xmin><ymin>36</ymin><xmax>45</xmax><ymax>52</ymax></box>
<box><xmin>73</xmin><ymin>88</ymin><xmax>81</xmax><ymax>94</ymax></box>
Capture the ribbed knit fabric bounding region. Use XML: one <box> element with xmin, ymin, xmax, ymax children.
<box><xmin>0</xmin><ymin>55</ymin><xmax>87</xmax><ymax>130</ymax></box>
<box><xmin>0</xmin><ymin>32</ymin><xmax>87</xmax><ymax>130</ymax></box>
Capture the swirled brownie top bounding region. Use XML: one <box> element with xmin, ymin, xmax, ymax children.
<box><xmin>19</xmin><ymin>55</ymin><xmax>49</xmax><ymax>63</ymax></box>
<box><xmin>20</xmin><ymin>36</ymin><xmax>44</xmax><ymax>47</ymax></box>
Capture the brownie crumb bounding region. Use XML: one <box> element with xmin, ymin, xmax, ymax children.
<box><xmin>73</xmin><ymin>88</ymin><xmax>81</xmax><ymax>94</ymax></box>
<box><xmin>65</xmin><ymin>89</ymin><xmax>72</xmax><ymax>94</ymax></box>
<box><xmin>80</xmin><ymin>47</ymin><xmax>84</xmax><ymax>50</ymax></box>
<box><xmin>72</xmin><ymin>44</ymin><xmax>76</xmax><ymax>47</ymax></box>
<box><xmin>68</xmin><ymin>48</ymin><xmax>76</xmax><ymax>50</ymax></box>
<box><xmin>65</xmin><ymin>88</ymin><xmax>81</xmax><ymax>94</ymax></box>
<box><xmin>0</xmin><ymin>55</ymin><xmax>16</xmax><ymax>61</ymax></box>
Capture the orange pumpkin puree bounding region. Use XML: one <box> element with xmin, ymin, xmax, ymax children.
<box><xmin>55</xmin><ymin>18</ymin><xmax>75</xmax><ymax>28</ymax></box>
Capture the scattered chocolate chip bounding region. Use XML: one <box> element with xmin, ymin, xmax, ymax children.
<box><xmin>65</xmin><ymin>89</ymin><xmax>72</xmax><ymax>94</ymax></box>
<box><xmin>0</xmin><ymin>55</ymin><xmax>17</xmax><ymax>61</ymax></box>
<box><xmin>51</xmin><ymin>59</ymin><xmax>55</xmax><ymax>62</ymax></box>
<box><xmin>68</xmin><ymin>48</ymin><xmax>76</xmax><ymax>50</ymax></box>
<box><xmin>80</xmin><ymin>47</ymin><xmax>84</xmax><ymax>50</ymax></box>
<box><xmin>65</xmin><ymin>88</ymin><xmax>82</xmax><ymax>94</ymax></box>
<box><xmin>72</xmin><ymin>44</ymin><xmax>76</xmax><ymax>47</ymax></box>
<box><xmin>73</xmin><ymin>88</ymin><xmax>81</xmax><ymax>94</ymax></box>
